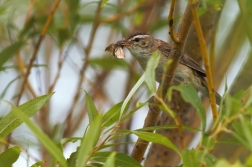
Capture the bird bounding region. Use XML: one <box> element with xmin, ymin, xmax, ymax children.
<box><xmin>106</xmin><ymin>32</ymin><xmax>221</xmax><ymax>105</ymax></box>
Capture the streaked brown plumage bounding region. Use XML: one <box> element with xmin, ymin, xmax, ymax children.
<box><xmin>108</xmin><ymin>32</ymin><xmax>221</xmax><ymax>104</ymax></box>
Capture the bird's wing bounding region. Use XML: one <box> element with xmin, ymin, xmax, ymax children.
<box><xmin>157</xmin><ymin>41</ymin><xmax>206</xmax><ymax>77</ymax></box>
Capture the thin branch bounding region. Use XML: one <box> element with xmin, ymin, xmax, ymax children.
<box><xmin>131</xmin><ymin>1</ymin><xmax>197</xmax><ymax>162</ymax></box>
<box><xmin>168</xmin><ymin>0</ymin><xmax>180</xmax><ymax>43</ymax></box>
<box><xmin>100</xmin><ymin>2</ymin><xmax>145</xmax><ymax>23</ymax></box>
<box><xmin>210</xmin><ymin>29</ymin><xmax>217</xmax><ymax>81</ymax></box>
<box><xmin>190</xmin><ymin>0</ymin><xmax>218</xmax><ymax>122</ymax></box>
<box><xmin>16</xmin><ymin>51</ymin><xmax>37</xmax><ymax>98</ymax></box>
<box><xmin>48</xmin><ymin>47</ymin><xmax>63</xmax><ymax>93</ymax></box>
<box><xmin>16</xmin><ymin>0</ymin><xmax>61</xmax><ymax>105</ymax></box>
<box><xmin>64</xmin><ymin>0</ymin><xmax>102</xmax><ymax>136</ymax></box>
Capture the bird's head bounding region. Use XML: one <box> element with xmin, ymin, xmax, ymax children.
<box><xmin>116</xmin><ymin>32</ymin><xmax>156</xmax><ymax>56</ymax></box>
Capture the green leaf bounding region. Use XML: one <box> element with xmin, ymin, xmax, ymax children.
<box><xmin>168</xmin><ymin>83</ymin><xmax>206</xmax><ymax>132</ymax></box>
<box><xmin>103</xmin><ymin>152</ymin><xmax>116</xmax><ymax>167</ymax></box>
<box><xmin>30</xmin><ymin>161</ymin><xmax>45</xmax><ymax>167</ymax></box>
<box><xmin>202</xmin><ymin>134</ymin><xmax>215</xmax><ymax>150</ymax></box>
<box><xmin>0</xmin><ymin>93</ymin><xmax>54</xmax><ymax>138</ymax></box>
<box><xmin>246</xmin><ymin>154</ymin><xmax>252</xmax><ymax>167</ymax></box>
<box><xmin>0</xmin><ymin>146</ymin><xmax>20</xmax><ymax>167</ymax></box>
<box><xmin>102</xmin><ymin>102</ymin><xmax>123</xmax><ymax>127</ymax></box>
<box><xmin>136</xmin><ymin>125</ymin><xmax>200</xmax><ymax>132</ymax></box>
<box><xmin>101</xmin><ymin>0</ymin><xmax>109</xmax><ymax>8</ymax></box>
<box><xmin>204</xmin><ymin>153</ymin><xmax>217</xmax><ymax>167</ymax></box>
<box><xmin>214</xmin><ymin>159</ymin><xmax>243</xmax><ymax>167</ymax></box>
<box><xmin>85</xmin><ymin>91</ymin><xmax>98</xmax><ymax>124</ymax></box>
<box><xmin>0</xmin><ymin>41</ymin><xmax>24</xmax><ymax>70</ymax></box>
<box><xmin>61</xmin><ymin>137</ymin><xmax>81</xmax><ymax>145</ymax></box>
<box><xmin>182</xmin><ymin>149</ymin><xmax>201</xmax><ymax>167</ymax></box>
<box><xmin>145</xmin><ymin>51</ymin><xmax>160</xmax><ymax>93</ymax></box>
<box><xmin>76</xmin><ymin>114</ymin><xmax>102</xmax><ymax>167</ymax></box>
<box><xmin>120</xmin><ymin>73</ymin><xmax>145</xmax><ymax>118</ymax></box>
<box><xmin>132</xmin><ymin>131</ymin><xmax>181</xmax><ymax>157</ymax></box>
<box><xmin>91</xmin><ymin>152</ymin><xmax>142</xmax><ymax>167</ymax></box>
<box><xmin>10</xmin><ymin>106</ymin><xmax>67</xmax><ymax>167</ymax></box>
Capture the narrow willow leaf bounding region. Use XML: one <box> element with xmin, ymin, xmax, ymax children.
<box><xmin>102</xmin><ymin>102</ymin><xmax>123</xmax><ymax>127</ymax></box>
<box><xmin>85</xmin><ymin>91</ymin><xmax>98</xmax><ymax>124</ymax></box>
<box><xmin>145</xmin><ymin>51</ymin><xmax>160</xmax><ymax>93</ymax></box>
<box><xmin>204</xmin><ymin>153</ymin><xmax>217</xmax><ymax>167</ymax></box>
<box><xmin>91</xmin><ymin>151</ymin><xmax>142</xmax><ymax>167</ymax></box>
<box><xmin>214</xmin><ymin>159</ymin><xmax>243</xmax><ymax>167</ymax></box>
<box><xmin>103</xmin><ymin>152</ymin><xmax>116</xmax><ymax>167</ymax></box>
<box><xmin>101</xmin><ymin>0</ymin><xmax>109</xmax><ymax>8</ymax></box>
<box><xmin>0</xmin><ymin>146</ymin><xmax>20</xmax><ymax>167</ymax></box>
<box><xmin>135</xmin><ymin>125</ymin><xmax>200</xmax><ymax>132</ymax></box>
<box><xmin>31</xmin><ymin>161</ymin><xmax>45</xmax><ymax>167</ymax></box>
<box><xmin>132</xmin><ymin>131</ymin><xmax>181</xmax><ymax>156</ymax></box>
<box><xmin>0</xmin><ymin>93</ymin><xmax>54</xmax><ymax>137</ymax></box>
<box><xmin>120</xmin><ymin>73</ymin><xmax>145</xmax><ymax>118</ymax></box>
<box><xmin>11</xmin><ymin>106</ymin><xmax>67</xmax><ymax>167</ymax></box>
<box><xmin>60</xmin><ymin>137</ymin><xmax>81</xmax><ymax>145</ymax></box>
<box><xmin>0</xmin><ymin>41</ymin><xmax>24</xmax><ymax>70</ymax></box>
<box><xmin>168</xmin><ymin>83</ymin><xmax>206</xmax><ymax>132</ymax></box>
<box><xmin>76</xmin><ymin>114</ymin><xmax>102</xmax><ymax>167</ymax></box>
<box><xmin>182</xmin><ymin>149</ymin><xmax>201</xmax><ymax>167</ymax></box>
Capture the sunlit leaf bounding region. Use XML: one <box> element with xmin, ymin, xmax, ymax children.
<box><xmin>103</xmin><ymin>152</ymin><xmax>116</xmax><ymax>167</ymax></box>
<box><xmin>85</xmin><ymin>91</ymin><xmax>98</xmax><ymax>124</ymax></box>
<box><xmin>76</xmin><ymin>114</ymin><xmax>102</xmax><ymax>167</ymax></box>
<box><xmin>101</xmin><ymin>0</ymin><xmax>109</xmax><ymax>8</ymax></box>
<box><xmin>0</xmin><ymin>93</ymin><xmax>54</xmax><ymax>138</ymax></box>
<box><xmin>61</xmin><ymin>137</ymin><xmax>81</xmax><ymax>145</ymax></box>
<box><xmin>0</xmin><ymin>146</ymin><xmax>20</xmax><ymax>167</ymax></box>
<box><xmin>11</xmin><ymin>106</ymin><xmax>67</xmax><ymax>167</ymax></box>
<box><xmin>168</xmin><ymin>83</ymin><xmax>206</xmax><ymax>131</ymax></box>
<box><xmin>145</xmin><ymin>51</ymin><xmax>160</xmax><ymax>93</ymax></box>
<box><xmin>136</xmin><ymin>125</ymin><xmax>200</xmax><ymax>132</ymax></box>
<box><xmin>102</xmin><ymin>102</ymin><xmax>123</xmax><ymax>127</ymax></box>
<box><xmin>91</xmin><ymin>151</ymin><xmax>142</xmax><ymax>167</ymax></box>
<box><xmin>120</xmin><ymin>73</ymin><xmax>145</xmax><ymax>118</ymax></box>
<box><xmin>132</xmin><ymin>131</ymin><xmax>181</xmax><ymax>156</ymax></box>
<box><xmin>182</xmin><ymin>149</ymin><xmax>201</xmax><ymax>167</ymax></box>
<box><xmin>31</xmin><ymin>161</ymin><xmax>45</xmax><ymax>167</ymax></box>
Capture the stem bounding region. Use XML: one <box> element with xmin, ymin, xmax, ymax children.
<box><xmin>168</xmin><ymin>0</ymin><xmax>180</xmax><ymax>43</ymax></box>
<box><xmin>190</xmin><ymin>0</ymin><xmax>218</xmax><ymax>122</ymax></box>
<box><xmin>16</xmin><ymin>0</ymin><xmax>61</xmax><ymax>105</ymax></box>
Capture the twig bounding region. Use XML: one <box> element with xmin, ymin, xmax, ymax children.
<box><xmin>101</xmin><ymin>2</ymin><xmax>145</xmax><ymax>23</ymax></box>
<box><xmin>130</xmin><ymin>1</ymin><xmax>197</xmax><ymax>162</ymax></box>
<box><xmin>16</xmin><ymin>52</ymin><xmax>37</xmax><ymax>98</ymax></box>
<box><xmin>190</xmin><ymin>0</ymin><xmax>218</xmax><ymax>122</ymax></box>
<box><xmin>48</xmin><ymin>47</ymin><xmax>63</xmax><ymax>93</ymax></box>
<box><xmin>64</xmin><ymin>0</ymin><xmax>102</xmax><ymax>136</ymax></box>
<box><xmin>210</xmin><ymin>29</ymin><xmax>217</xmax><ymax>81</ymax></box>
<box><xmin>168</xmin><ymin>0</ymin><xmax>180</xmax><ymax>43</ymax></box>
<box><xmin>16</xmin><ymin>0</ymin><xmax>61</xmax><ymax>105</ymax></box>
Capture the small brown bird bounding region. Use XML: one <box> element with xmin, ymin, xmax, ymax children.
<box><xmin>106</xmin><ymin>32</ymin><xmax>221</xmax><ymax>104</ymax></box>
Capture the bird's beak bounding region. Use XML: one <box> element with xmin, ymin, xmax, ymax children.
<box><xmin>116</xmin><ymin>40</ymin><xmax>132</xmax><ymax>47</ymax></box>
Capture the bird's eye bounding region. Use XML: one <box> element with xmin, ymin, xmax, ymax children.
<box><xmin>134</xmin><ymin>38</ymin><xmax>140</xmax><ymax>42</ymax></box>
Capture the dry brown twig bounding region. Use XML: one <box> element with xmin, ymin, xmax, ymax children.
<box><xmin>168</xmin><ymin>0</ymin><xmax>180</xmax><ymax>43</ymax></box>
<box><xmin>64</xmin><ymin>0</ymin><xmax>102</xmax><ymax>137</ymax></box>
<box><xmin>16</xmin><ymin>0</ymin><xmax>62</xmax><ymax>105</ymax></box>
<box><xmin>190</xmin><ymin>0</ymin><xmax>218</xmax><ymax>122</ymax></box>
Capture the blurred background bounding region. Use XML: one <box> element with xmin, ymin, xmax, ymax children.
<box><xmin>0</xmin><ymin>0</ymin><xmax>251</xmax><ymax>166</ymax></box>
